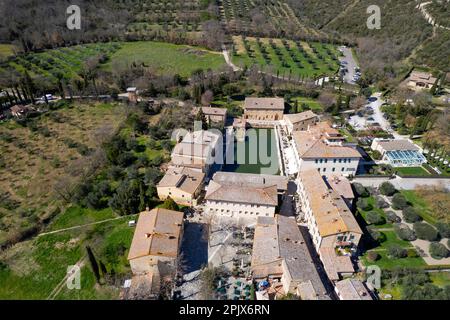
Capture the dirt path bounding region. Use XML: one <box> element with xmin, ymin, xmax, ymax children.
<box><xmin>38</xmin><ymin>214</ymin><xmax>137</xmax><ymax>237</ymax></box>
<box><xmin>47</xmin><ymin>256</ymin><xmax>86</xmax><ymax>300</ymax></box>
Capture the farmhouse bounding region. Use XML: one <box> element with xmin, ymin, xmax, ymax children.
<box><xmin>128</xmin><ymin>208</ymin><xmax>184</xmax><ymax>276</ymax></box>
<box><xmin>297</xmin><ymin>169</ymin><xmax>362</xmax><ymax>253</ymax></box>
<box><xmin>251</xmin><ymin>215</ymin><xmax>330</xmax><ymax>300</ymax></box>
<box><xmin>292</xmin><ymin>122</ymin><xmax>361</xmax><ymax>176</ymax></box>
<box><xmin>243</xmin><ymin>97</ymin><xmax>285</xmax><ymax>124</ymax></box>
<box><xmin>192</xmin><ymin>106</ymin><xmax>227</xmax><ymax>126</ymax></box>
<box><xmin>407</xmin><ymin>71</ymin><xmax>437</xmax><ymax>90</ymax></box>
<box><xmin>171</xmin><ymin>130</ymin><xmax>222</xmax><ymax>174</ymax></box>
<box><xmin>371</xmin><ymin>138</ymin><xmax>426</xmax><ymax>167</ymax></box>
<box><xmin>157</xmin><ymin>166</ymin><xmax>205</xmax><ymax>206</ymax></box>
<box><xmin>283</xmin><ymin>110</ymin><xmax>319</xmax><ymax>133</ymax></box>
<box><xmin>334</xmin><ymin>279</ymin><xmax>373</xmax><ymax>300</ymax></box>
<box><xmin>204</xmin><ymin>176</ymin><xmax>278</xmax><ymax>220</ymax></box>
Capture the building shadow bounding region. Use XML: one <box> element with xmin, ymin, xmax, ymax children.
<box><xmin>180</xmin><ymin>222</ymin><xmax>209</xmax><ymax>274</ymax></box>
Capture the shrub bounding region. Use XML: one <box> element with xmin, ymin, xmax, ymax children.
<box><xmin>402</xmin><ymin>206</ymin><xmax>422</xmax><ymax>223</ymax></box>
<box><xmin>392</xmin><ymin>193</ymin><xmax>408</xmax><ymax>210</ymax></box>
<box><xmin>413</xmin><ymin>222</ymin><xmax>439</xmax><ymax>241</ymax></box>
<box><xmin>388</xmin><ymin>245</ymin><xmax>407</xmax><ymax>259</ymax></box>
<box><xmin>407</xmin><ymin>249</ymin><xmax>419</xmax><ymax>258</ymax></box>
<box><xmin>357</xmin><ymin>198</ymin><xmax>373</xmax><ymax>211</ymax></box>
<box><xmin>394</xmin><ymin>224</ymin><xmax>417</xmax><ymax>241</ymax></box>
<box><xmin>375</xmin><ymin>196</ymin><xmax>389</xmax><ymax>209</ymax></box>
<box><xmin>386</xmin><ymin>211</ymin><xmax>401</xmax><ymax>223</ymax></box>
<box><xmin>435</xmin><ymin>223</ymin><xmax>450</xmax><ymax>239</ymax></box>
<box><xmin>366</xmin><ymin>211</ymin><xmax>386</xmax><ymax>225</ymax></box>
<box><xmin>160</xmin><ymin>197</ymin><xmax>180</xmax><ymax>211</ymax></box>
<box><xmin>367</xmin><ymin>251</ymin><xmax>380</xmax><ymax>262</ymax></box>
<box><xmin>429</xmin><ymin>242</ymin><xmax>449</xmax><ymax>259</ymax></box>
<box><xmin>380</xmin><ymin>182</ymin><xmax>397</xmax><ymax>196</ymax></box>
<box><xmin>368</xmin><ymin>227</ymin><xmax>386</xmax><ymax>243</ymax></box>
<box><xmin>353</xmin><ymin>183</ymin><xmax>369</xmax><ymax>197</ymax></box>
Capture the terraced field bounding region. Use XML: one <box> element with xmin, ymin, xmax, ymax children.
<box><xmin>0</xmin><ymin>43</ymin><xmax>120</xmax><ymax>84</ymax></box>
<box><xmin>125</xmin><ymin>0</ymin><xmax>211</xmax><ymax>36</ymax></box>
<box><xmin>219</xmin><ymin>0</ymin><xmax>327</xmax><ymax>40</ymax></box>
<box><xmin>231</xmin><ymin>36</ymin><xmax>340</xmax><ymax>78</ymax></box>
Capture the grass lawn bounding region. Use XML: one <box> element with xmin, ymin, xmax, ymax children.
<box><xmin>401</xmin><ymin>190</ymin><xmax>440</xmax><ymax>225</ymax></box>
<box><xmin>358</xmin><ymin>196</ymin><xmax>392</xmax><ymax>229</ymax></box>
<box><xmin>0</xmin><ymin>232</ymin><xmax>83</xmax><ymax>299</ymax></box>
<box><xmin>362</xmin><ymin>250</ymin><xmax>426</xmax><ymax>270</ymax></box>
<box><xmin>377</xmin><ymin>231</ymin><xmax>414</xmax><ymax>250</ymax></box>
<box><xmin>395</xmin><ymin>166</ymin><xmax>431</xmax><ymax>176</ymax></box>
<box><xmin>104</xmin><ymin>41</ymin><xmax>226</xmax><ymax>77</ymax></box>
<box><xmin>0</xmin><ymin>215</ymin><xmax>135</xmax><ymax>299</ymax></box>
<box><xmin>290</xmin><ymin>96</ymin><xmax>323</xmax><ymax>112</ymax></box>
<box><xmin>47</xmin><ymin>206</ymin><xmax>118</xmax><ymax>232</ymax></box>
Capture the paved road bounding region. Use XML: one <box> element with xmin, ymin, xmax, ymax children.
<box><xmin>339</xmin><ymin>46</ymin><xmax>358</xmax><ymax>84</ymax></box>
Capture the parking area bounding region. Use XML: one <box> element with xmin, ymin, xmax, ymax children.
<box><xmin>338</xmin><ymin>46</ymin><xmax>360</xmax><ymax>84</ymax></box>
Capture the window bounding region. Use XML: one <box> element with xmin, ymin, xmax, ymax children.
<box><xmin>315</xmin><ymin>159</ymin><xmax>318</xmax><ymax>164</ymax></box>
<box><xmin>323</xmin><ymin>168</ymin><xmax>327</xmax><ymax>172</ymax></box>
<box><xmin>341</xmin><ymin>167</ymin><xmax>345</xmax><ymax>172</ymax></box>
<box><xmin>319</xmin><ymin>159</ymin><xmax>323</xmax><ymax>163</ymax></box>
<box><xmin>339</xmin><ymin>159</ymin><xmax>342</xmax><ymax>163</ymax></box>
<box><xmin>332</xmin><ymin>168</ymin><xmax>336</xmax><ymax>172</ymax></box>
<box><xmin>333</xmin><ymin>159</ymin><xmax>337</xmax><ymax>163</ymax></box>
<box><xmin>325</xmin><ymin>159</ymin><xmax>328</xmax><ymax>163</ymax></box>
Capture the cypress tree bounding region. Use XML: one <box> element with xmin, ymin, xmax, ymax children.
<box><xmin>86</xmin><ymin>246</ymin><xmax>101</xmax><ymax>284</ymax></box>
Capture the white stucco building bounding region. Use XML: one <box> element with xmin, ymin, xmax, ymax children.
<box><xmin>292</xmin><ymin>122</ymin><xmax>362</xmax><ymax>176</ymax></box>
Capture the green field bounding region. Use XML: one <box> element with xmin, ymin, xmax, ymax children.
<box><xmin>0</xmin><ymin>43</ymin><xmax>120</xmax><ymax>83</ymax></box>
<box><xmin>358</xmin><ymin>196</ymin><xmax>392</xmax><ymax>229</ymax></box>
<box><xmin>232</xmin><ymin>36</ymin><xmax>340</xmax><ymax>79</ymax></box>
<box><xmin>0</xmin><ymin>41</ymin><xmax>226</xmax><ymax>84</ymax></box>
<box><xmin>395</xmin><ymin>166</ymin><xmax>431</xmax><ymax>176</ymax></box>
<box><xmin>362</xmin><ymin>250</ymin><xmax>426</xmax><ymax>270</ymax></box>
<box><xmin>290</xmin><ymin>96</ymin><xmax>323</xmax><ymax>112</ymax></box>
<box><xmin>47</xmin><ymin>206</ymin><xmax>118</xmax><ymax>232</ymax></box>
<box><xmin>104</xmin><ymin>41</ymin><xmax>226</xmax><ymax>77</ymax></box>
<box><xmin>0</xmin><ymin>215</ymin><xmax>135</xmax><ymax>300</ymax></box>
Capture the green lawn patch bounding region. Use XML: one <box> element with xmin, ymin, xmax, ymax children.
<box><xmin>395</xmin><ymin>166</ymin><xmax>430</xmax><ymax>176</ymax></box>
<box><xmin>290</xmin><ymin>96</ymin><xmax>323</xmax><ymax>112</ymax></box>
<box><xmin>400</xmin><ymin>190</ymin><xmax>438</xmax><ymax>225</ymax></box>
<box><xmin>362</xmin><ymin>250</ymin><xmax>426</xmax><ymax>270</ymax></box>
<box><xmin>104</xmin><ymin>41</ymin><xmax>226</xmax><ymax>77</ymax></box>
<box><xmin>358</xmin><ymin>196</ymin><xmax>392</xmax><ymax>229</ymax></box>
<box><xmin>47</xmin><ymin>206</ymin><xmax>117</xmax><ymax>232</ymax></box>
<box><xmin>378</xmin><ymin>231</ymin><xmax>413</xmax><ymax>250</ymax></box>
